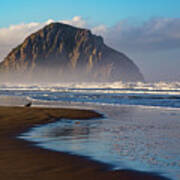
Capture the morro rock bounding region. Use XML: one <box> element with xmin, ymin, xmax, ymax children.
<box><xmin>0</xmin><ymin>23</ymin><xmax>144</xmax><ymax>82</ymax></box>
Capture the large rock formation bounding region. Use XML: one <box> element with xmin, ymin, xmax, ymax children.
<box><xmin>0</xmin><ymin>23</ymin><xmax>144</xmax><ymax>82</ymax></box>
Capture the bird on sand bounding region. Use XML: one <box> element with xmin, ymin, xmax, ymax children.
<box><xmin>25</xmin><ymin>101</ymin><xmax>32</xmax><ymax>107</ymax></box>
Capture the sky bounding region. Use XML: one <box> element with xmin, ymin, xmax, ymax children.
<box><xmin>0</xmin><ymin>0</ymin><xmax>180</xmax><ymax>81</ymax></box>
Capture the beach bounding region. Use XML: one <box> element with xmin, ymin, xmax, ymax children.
<box><xmin>0</xmin><ymin>106</ymin><xmax>169</xmax><ymax>180</ymax></box>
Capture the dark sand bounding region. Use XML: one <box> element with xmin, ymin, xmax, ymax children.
<box><xmin>0</xmin><ymin>106</ymin><xmax>169</xmax><ymax>180</ymax></box>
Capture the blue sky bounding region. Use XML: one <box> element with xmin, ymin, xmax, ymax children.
<box><xmin>1</xmin><ymin>0</ymin><xmax>180</xmax><ymax>27</ymax></box>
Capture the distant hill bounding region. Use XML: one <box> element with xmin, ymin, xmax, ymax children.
<box><xmin>0</xmin><ymin>23</ymin><xmax>144</xmax><ymax>82</ymax></box>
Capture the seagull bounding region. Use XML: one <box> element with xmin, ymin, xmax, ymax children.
<box><xmin>25</xmin><ymin>101</ymin><xmax>32</xmax><ymax>107</ymax></box>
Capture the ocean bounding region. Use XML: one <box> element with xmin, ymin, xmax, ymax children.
<box><xmin>1</xmin><ymin>81</ymin><xmax>180</xmax><ymax>179</ymax></box>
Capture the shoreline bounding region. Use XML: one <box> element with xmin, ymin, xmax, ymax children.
<box><xmin>0</xmin><ymin>106</ymin><xmax>170</xmax><ymax>180</ymax></box>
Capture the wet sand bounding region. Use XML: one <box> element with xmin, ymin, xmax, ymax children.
<box><xmin>0</xmin><ymin>106</ymin><xmax>169</xmax><ymax>180</ymax></box>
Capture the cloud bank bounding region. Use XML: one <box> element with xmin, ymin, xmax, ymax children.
<box><xmin>103</xmin><ymin>18</ymin><xmax>180</xmax><ymax>52</ymax></box>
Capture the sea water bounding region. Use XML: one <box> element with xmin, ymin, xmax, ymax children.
<box><xmin>1</xmin><ymin>81</ymin><xmax>180</xmax><ymax>108</ymax></box>
<box><xmin>0</xmin><ymin>81</ymin><xmax>180</xmax><ymax>179</ymax></box>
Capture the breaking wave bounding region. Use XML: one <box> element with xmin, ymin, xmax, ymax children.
<box><xmin>1</xmin><ymin>81</ymin><xmax>180</xmax><ymax>91</ymax></box>
<box><xmin>1</xmin><ymin>81</ymin><xmax>180</xmax><ymax>108</ymax></box>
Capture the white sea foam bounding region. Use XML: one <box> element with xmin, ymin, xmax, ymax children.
<box><xmin>1</xmin><ymin>81</ymin><xmax>180</xmax><ymax>92</ymax></box>
<box><xmin>1</xmin><ymin>81</ymin><xmax>180</xmax><ymax>108</ymax></box>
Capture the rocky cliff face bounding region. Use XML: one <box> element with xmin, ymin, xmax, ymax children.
<box><xmin>0</xmin><ymin>23</ymin><xmax>144</xmax><ymax>82</ymax></box>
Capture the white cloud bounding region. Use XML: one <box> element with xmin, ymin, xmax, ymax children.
<box><xmin>45</xmin><ymin>19</ymin><xmax>55</xmax><ymax>25</ymax></box>
<box><xmin>92</xmin><ymin>25</ymin><xmax>107</xmax><ymax>36</ymax></box>
<box><xmin>60</xmin><ymin>16</ymin><xmax>87</xmax><ymax>28</ymax></box>
<box><xmin>0</xmin><ymin>19</ymin><xmax>54</xmax><ymax>61</ymax></box>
